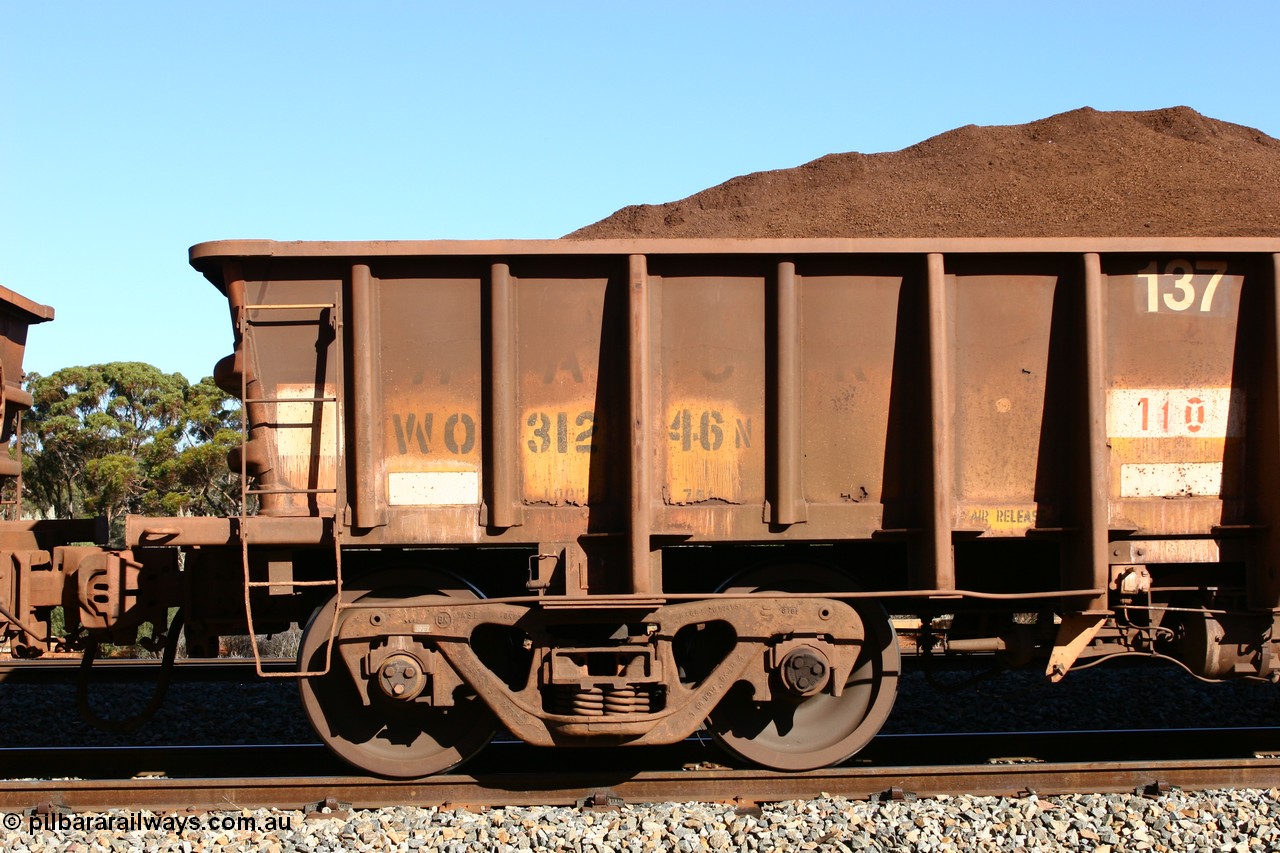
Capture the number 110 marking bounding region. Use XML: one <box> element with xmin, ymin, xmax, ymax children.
<box><xmin>1137</xmin><ymin>395</ymin><xmax>1205</xmax><ymax>434</ymax></box>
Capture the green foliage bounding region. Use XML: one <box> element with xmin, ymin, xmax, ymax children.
<box><xmin>20</xmin><ymin>362</ymin><xmax>242</xmax><ymax>541</ymax></box>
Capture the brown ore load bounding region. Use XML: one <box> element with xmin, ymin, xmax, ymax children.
<box><xmin>567</xmin><ymin>106</ymin><xmax>1280</xmax><ymax>239</ymax></box>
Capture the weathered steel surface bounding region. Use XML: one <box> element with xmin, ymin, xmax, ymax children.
<box><xmin>179</xmin><ymin>237</ymin><xmax>1280</xmax><ymax>601</ymax></box>
<box><xmin>94</xmin><ymin>235</ymin><xmax>1280</xmax><ymax>773</ymax></box>
<box><xmin>0</xmin><ymin>286</ymin><xmax>87</xmax><ymax>656</ymax></box>
<box><xmin>0</xmin><ymin>285</ymin><xmax>51</xmax><ymax>459</ymax></box>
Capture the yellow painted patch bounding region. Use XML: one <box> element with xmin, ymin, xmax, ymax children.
<box><xmin>520</xmin><ymin>405</ymin><xmax>599</xmax><ymax>505</ymax></box>
<box><xmin>664</xmin><ymin>402</ymin><xmax>754</xmax><ymax>505</ymax></box>
<box><xmin>960</xmin><ymin>505</ymin><xmax>1038</xmax><ymax>535</ymax></box>
<box><xmin>385</xmin><ymin>396</ymin><xmax>482</xmax><ymax>473</ymax></box>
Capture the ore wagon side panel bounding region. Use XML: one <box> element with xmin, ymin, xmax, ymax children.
<box><xmin>798</xmin><ymin>267</ymin><xmax>903</xmax><ymax>511</ymax></box>
<box><xmin>189</xmin><ymin>238</ymin><xmax>1280</xmax><ymax>611</ymax></box>
<box><xmin>947</xmin><ymin>258</ymin><xmax>1066</xmax><ymax>535</ymax></box>
<box><xmin>231</xmin><ymin>263</ymin><xmax>343</xmax><ymax>519</ymax></box>
<box><xmin>378</xmin><ymin>266</ymin><xmax>485</xmax><ymax>523</ymax></box>
<box><xmin>371</xmin><ymin>256</ymin><xmax>632</xmax><ymax>546</ymax></box>
<box><xmin>1102</xmin><ymin>254</ymin><xmax>1249</xmax><ymax>537</ymax></box>
<box><xmin>654</xmin><ymin>259</ymin><xmax>768</xmax><ymax>521</ymax></box>
<box><xmin>649</xmin><ymin>255</ymin><xmax>934</xmax><ymax>548</ymax></box>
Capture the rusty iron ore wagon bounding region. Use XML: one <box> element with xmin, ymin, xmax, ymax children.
<box><xmin>4</xmin><ymin>236</ymin><xmax>1280</xmax><ymax>777</ymax></box>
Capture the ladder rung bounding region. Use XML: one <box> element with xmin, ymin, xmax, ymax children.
<box><xmin>244</xmin><ymin>397</ymin><xmax>338</xmax><ymax>405</ymax></box>
<box><xmin>245</xmin><ymin>303</ymin><xmax>335</xmax><ymax>310</ymax></box>
<box><xmin>238</xmin><ymin>295</ymin><xmax>344</xmax><ymax>680</ymax></box>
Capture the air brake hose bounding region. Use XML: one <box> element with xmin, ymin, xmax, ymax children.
<box><xmin>76</xmin><ymin>609</ymin><xmax>185</xmax><ymax>734</ymax></box>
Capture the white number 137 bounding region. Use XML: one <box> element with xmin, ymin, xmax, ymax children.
<box><xmin>1139</xmin><ymin>259</ymin><xmax>1227</xmax><ymax>313</ymax></box>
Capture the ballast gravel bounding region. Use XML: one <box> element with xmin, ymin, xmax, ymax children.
<box><xmin>8</xmin><ymin>789</ymin><xmax>1280</xmax><ymax>851</ymax></box>
<box><xmin>3</xmin><ymin>660</ymin><xmax>1275</xmax><ymax>746</ymax></box>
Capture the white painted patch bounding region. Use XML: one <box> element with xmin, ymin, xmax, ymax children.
<box><xmin>1120</xmin><ymin>462</ymin><xmax>1224</xmax><ymax>498</ymax></box>
<box><xmin>1134</xmin><ymin>539</ymin><xmax>1221</xmax><ymax>563</ymax></box>
<box><xmin>274</xmin><ymin>383</ymin><xmax>339</xmax><ymax>458</ymax></box>
<box><xmin>273</xmin><ymin>383</ymin><xmax>339</xmax><ymax>511</ymax></box>
<box><xmin>388</xmin><ymin>471</ymin><xmax>480</xmax><ymax>506</ymax></box>
<box><xmin>1107</xmin><ymin>388</ymin><xmax>1242</xmax><ymax>438</ymax></box>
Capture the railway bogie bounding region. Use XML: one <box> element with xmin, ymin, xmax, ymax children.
<box><xmin>4</xmin><ymin>238</ymin><xmax>1280</xmax><ymax>777</ymax></box>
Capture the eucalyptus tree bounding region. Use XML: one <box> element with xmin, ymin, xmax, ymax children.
<box><xmin>19</xmin><ymin>362</ymin><xmax>241</xmax><ymax>542</ymax></box>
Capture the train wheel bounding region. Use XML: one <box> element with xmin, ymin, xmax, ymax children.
<box><xmin>707</xmin><ymin>565</ymin><xmax>900</xmax><ymax>771</ymax></box>
<box><xmin>298</xmin><ymin>571</ymin><xmax>497</xmax><ymax>778</ymax></box>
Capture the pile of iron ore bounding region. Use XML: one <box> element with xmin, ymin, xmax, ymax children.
<box><xmin>568</xmin><ymin>106</ymin><xmax>1280</xmax><ymax>239</ymax></box>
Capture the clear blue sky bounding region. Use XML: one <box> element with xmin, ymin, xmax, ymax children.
<box><xmin>3</xmin><ymin>2</ymin><xmax>1277</xmax><ymax>383</ymax></box>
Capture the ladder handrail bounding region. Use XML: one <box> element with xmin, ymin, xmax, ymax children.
<box><xmin>237</xmin><ymin>298</ymin><xmax>345</xmax><ymax>678</ymax></box>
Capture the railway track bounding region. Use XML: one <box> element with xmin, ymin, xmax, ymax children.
<box><xmin>2</xmin><ymin>729</ymin><xmax>1276</xmax><ymax>812</ymax></box>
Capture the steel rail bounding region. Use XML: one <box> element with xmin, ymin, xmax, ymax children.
<box><xmin>2</xmin><ymin>757</ymin><xmax>1277</xmax><ymax>813</ymax></box>
<box><xmin>1</xmin><ymin>729</ymin><xmax>1277</xmax><ymax>812</ymax></box>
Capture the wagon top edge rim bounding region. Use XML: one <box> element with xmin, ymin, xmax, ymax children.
<box><xmin>0</xmin><ymin>283</ymin><xmax>54</xmax><ymax>324</ymax></box>
<box><xmin>188</xmin><ymin>236</ymin><xmax>1280</xmax><ymax>266</ymax></box>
